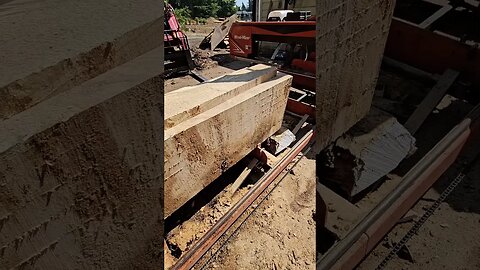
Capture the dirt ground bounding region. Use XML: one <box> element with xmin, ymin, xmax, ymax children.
<box><xmin>165</xmin><ymin>181</ymin><xmax>251</xmax><ymax>268</ymax></box>
<box><xmin>357</xmin><ymin>157</ymin><xmax>480</xmax><ymax>270</ymax></box>
<box><xmin>204</xmin><ymin>156</ymin><xmax>316</xmax><ymax>270</ymax></box>
<box><xmin>165</xmin><ymin>154</ymin><xmax>316</xmax><ymax>270</ymax></box>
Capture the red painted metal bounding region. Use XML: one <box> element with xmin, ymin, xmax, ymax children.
<box><xmin>286</xmin><ymin>99</ymin><xmax>315</xmax><ymax>118</ymax></box>
<box><xmin>282</xmin><ymin>69</ymin><xmax>316</xmax><ymax>91</ymax></box>
<box><xmin>385</xmin><ymin>18</ymin><xmax>480</xmax><ymax>86</ymax></box>
<box><xmin>229</xmin><ymin>21</ymin><xmax>316</xmax><ymax>58</ymax></box>
<box><xmin>229</xmin><ymin>21</ymin><xmax>316</xmax><ymax>91</ymax></box>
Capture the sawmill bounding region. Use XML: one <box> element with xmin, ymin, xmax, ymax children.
<box><xmin>1</xmin><ymin>0</ymin><xmax>479</xmax><ymax>269</ymax></box>
<box><xmin>164</xmin><ymin>0</ymin><xmax>480</xmax><ymax>269</ymax></box>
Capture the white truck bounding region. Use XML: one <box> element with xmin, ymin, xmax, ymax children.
<box><xmin>267</xmin><ymin>10</ymin><xmax>294</xmax><ymax>21</ymax></box>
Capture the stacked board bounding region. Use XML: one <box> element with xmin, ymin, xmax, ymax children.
<box><xmin>164</xmin><ymin>65</ymin><xmax>292</xmax><ymax>217</ymax></box>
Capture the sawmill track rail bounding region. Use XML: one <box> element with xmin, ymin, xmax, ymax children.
<box><xmin>171</xmin><ymin>129</ymin><xmax>315</xmax><ymax>270</ymax></box>
<box><xmin>317</xmin><ymin>102</ymin><xmax>480</xmax><ymax>270</ymax></box>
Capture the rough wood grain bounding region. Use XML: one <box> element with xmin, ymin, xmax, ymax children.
<box><xmin>165</xmin><ymin>64</ymin><xmax>276</xmax><ymax>129</ymax></box>
<box><xmin>164</xmin><ymin>73</ymin><xmax>292</xmax><ymax>217</ymax></box>
<box><xmin>0</xmin><ymin>49</ymin><xmax>163</xmax><ymax>269</ymax></box>
<box><xmin>0</xmin><ymin>0</ymin><xmax>163</xmax><ymax>120</ymax></box>
<box><xmin>404</xmin><ymin>69</ymin><xmax>459</xmax><ymax>134</ymax></box>
<box><xmin>316</xmin><ymin>0</ymin><xmax>396</xmax><ymax>152</ymax></box>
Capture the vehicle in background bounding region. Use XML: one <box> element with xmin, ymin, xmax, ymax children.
<box><xmin>236</xmin><ymin>10</ymin><xmax>253</xmax><ymax>21</ymax></box>
<box><xmin>267</xmin><ymin>10</ymin><xmax>294</xmax><ymax>21</ymax></box>
<box><xmin>267</xmin><ymin>10</ymin><xmax>312</xmax><ymax>21</ymax></box>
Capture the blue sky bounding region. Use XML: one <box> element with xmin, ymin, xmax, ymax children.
<box><xmin>236</xmin><ymin>0</ymin><xmax>246</xmax><ymax>7</ymax></box>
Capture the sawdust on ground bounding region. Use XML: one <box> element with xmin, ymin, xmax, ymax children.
<box><xmin>357</xmin><ymin>158</ymin><xmax>480</xmax><ymax>270</ymax></box>
<box><xmin>165</xmin><ymin>184</ymin><xmax>251</xmax><ymax>269</ymax></box>
<box><xmin>203</xmin><ymin>157</ymin><xmax>316</xmax><ymax>270</ymax></box>
<box><xmin>164</xmin><ymin>117</ymin><xmax>316</xmax><ymax>269</ymax></box>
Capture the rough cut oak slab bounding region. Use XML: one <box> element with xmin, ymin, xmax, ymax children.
<box><xmin>165</xmin><ymin>64</ymin><xmax>276</xmax><ymax>129</ymax></box>
<box><xmin>164</xmin><ymin>73</ymin><xmax>292</xmax><ymax>217</ymax></box>
<box><xmin>318</xmin><ymin>108</ymin><xmax>416</xmax><ymax>198</ymax></box>
<box><xmin>0</xmin><ymin>48</ymin><xmax>163</xmax><ymax>269</ymax></box>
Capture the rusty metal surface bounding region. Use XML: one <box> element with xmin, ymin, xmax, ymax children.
<box><xmin>171</xmin><ymin>129</ymin><xmax>314</xmax><ymax>270</ymax></box>
<box><xmin>331</xmin><ymin>234</ymin><xmax>368</xmax><ymax>270</ymax></box>
<box><xmin>328</xmin><ymin>122</ymin><xmax>471</xmax><ymax>270</ymax></box>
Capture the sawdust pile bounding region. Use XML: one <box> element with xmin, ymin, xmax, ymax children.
<box><xmin>191</xmin><ymin>48</ymin><xmax>230</xmax><ymax>70</ymax></box>
<box><xmin>191</xmin><ymin>49</ymin><xmax>216</xmax><ymax>69</ymax></box>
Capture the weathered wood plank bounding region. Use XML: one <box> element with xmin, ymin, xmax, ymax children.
<box><xmin>317</xmin><ymin>183</ymin><xmax>361</xmax><ymax>238</ymax></box>
<box><xmin>404</xmin><ymin>69</ymin><xmax>459</xmax><ymax>134</ymax></box>
<box><xmin>229</xmin><ymin>158</ymin><xmax>259</xmax><ymax>195</ymax></box>
<box><xmin>419</xmin><ymin>5</ymin><xmax>453</xmax><ymax>29</ymax></box>
<box><xmin>211</xmin><ymin>14</ymin><xmax>237</xmax><ymax>50</ymax></box>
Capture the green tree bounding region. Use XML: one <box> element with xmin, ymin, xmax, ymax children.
<box><xmin>168</xmin><ymin>0</ymin><xmax>236</xmax><ymax>19</ymax></box>
<box><xmin>217</xmin><ymin>0</ymin><xmax>237</xmax><ymax>17</ymax></box>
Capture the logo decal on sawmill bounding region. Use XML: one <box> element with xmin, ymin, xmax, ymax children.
<box><xmin>230</xmin><ymin>40</ymin><xmax>245</xmax><ymax>54</ymax></box>
<box><xmin>233</xmin><ymin>35</ymin><xmax>250</xmax><ymax>40</ymax></box>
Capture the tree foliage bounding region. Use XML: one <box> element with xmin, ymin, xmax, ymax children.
<box><xmin>217</xmin><ymin>0</ymin><xmax>237</xmax><ymax>17</ymax></box>
<box><xmin>168</xmin><ymin>0</ymin><xmax>236</xmax><ymax>19</ymax></box>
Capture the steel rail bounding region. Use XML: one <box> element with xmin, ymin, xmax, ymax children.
<box><xmin>200</xmin><ymin>144</ymin><xmax>312</xmax><ymax>269</ymax></box>
<box><xmin>316</xmin><ymin>119</ymin><xmax>471</xmax><ymax>270</ymax></box>
<box><xmin>172</xmin><ymin>129</ymin><xmax>314</xmax><ymax>270</ymax></box>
